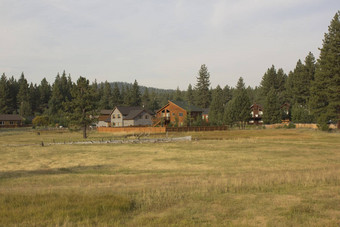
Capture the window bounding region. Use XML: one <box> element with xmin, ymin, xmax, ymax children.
<box><xmin>0</xmin><ymin>121</ymin><xmax>4</xmax><ymax>125</ymax></box>
<box><xmin>179</xmin><ymin>113</ymin><xmax>183</xmax><ymax>117</ymax></box>
<box><xmin>112</xmin><ymin>114</ymin><xmax>115</xmax><ymax>119</ymax></box>
<box><xmin>118</xmin><ymin>114</ymin><xmax>121</xmax><ymax>118</ymax></box>
<box><xmin>145</xmin><ymin>115</ymin><xmax>149</xmax><ymax>119</ymax></box>
<box><xmin>10</xmin><ymin>121</ymin><xmax>14</xmax><ymax>125</ymax></box>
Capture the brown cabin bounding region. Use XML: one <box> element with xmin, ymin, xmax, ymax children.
<box><xmin>154</xmin><ymin>100</ymin><xmax>204</xmax><ymax>126</ymax></box>
<box><xmin>96</xmin><ymin>109</ymin><xmax>112</xmax><ymax>127</ymax></box>
<box><xmin>249</xmin><ymin>103</ymin><xmax>263</xmax><ymax>125</ymax></box>
<box><xmin>0</xmin><ymin>114</ymin><xmax>23</xmax><ymax>128</ymax></box>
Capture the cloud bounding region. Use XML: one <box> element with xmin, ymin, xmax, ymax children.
<box><xmin>0</xmin><ymin>0</ymin><xmax>338</xmax><ymax>89</ymax></box>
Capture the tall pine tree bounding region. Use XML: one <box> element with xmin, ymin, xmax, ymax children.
<box><xmin>64</xmin><ymin>77</ymin><xmax>98</xmax><ymax>138</ymax></box>
<box><xmin>310</xmin><ymin>11</ymin><xmax>340</xmax><ymax>129</ymax></box>
<box><xmin>209</xmin><ymin>85</ymin><xmax>224</xmax><ymax>125</ymax></box>
<box><xmin>194</xmin><ymin>64</ymin><xmax>211</xmax><ymax>108</ymax></box>
<box><xmin>0</xmin><ymin>73</ymin><xmax>11</xmax><ymax>114</ymax></box>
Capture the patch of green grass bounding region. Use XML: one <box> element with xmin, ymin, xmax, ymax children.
<box><xmin>0</xmin><ymin>193</ymin><xmax>135</xmax><ymax>226</ymax></box>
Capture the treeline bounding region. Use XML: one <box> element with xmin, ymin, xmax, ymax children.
<box><xmin>0</xmin><ymin>11</ymin><xmax>339</xmax><ymax>130</ymax></box>
<box><xmin>0</xmin><ymin>71</ymin><xmax>176</xmax><ymax>124</ymax></box>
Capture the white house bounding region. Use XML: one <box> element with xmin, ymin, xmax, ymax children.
<box><xmin>111</xmin><ymin>106</ymin><xmax>153</xmax><ymax>127</ymax></box>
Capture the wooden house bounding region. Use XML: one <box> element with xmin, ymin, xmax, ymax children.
<box><xmin>110</xmin><ymin>106</ymin><xmax>153</xmax><ymax>127</ymax></box>
<box><xmin>249</xmin><ymin>103</ymin><xmax>263</xmax><ymax>125</ymax></box>
<box><xmin>154</xmin><ymin>100</ymin><xmax>204</xmax><ymax>126</ymax></box>
<box><xmin>96</xmin><ymin>109</ymin><xmax>112</xmax><ymax>127</ymax></box>
<box><xmin>202</xmin><ymin>108</ymin><xmax>209</xmax><ymax>123</ymax></box>
<box><xmin>0</xmin><ymin>114</ymin><xmax>23</xmax><ymax>127</ymax></box>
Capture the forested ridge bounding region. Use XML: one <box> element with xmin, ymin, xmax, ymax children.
<box><xmin>0</xmin><ymin>11</ymin><xmax>339</xmax><ymax>130</ymax></box>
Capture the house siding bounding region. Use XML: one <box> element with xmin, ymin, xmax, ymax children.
<box><xmin>156</xmin><ymin>102</ymin><xmax>187</xmax><ymax>126</ymax></box>
<box><xmin>111</xmin><ymin>108</ymin><xmax>153</xmax><ymax>127</ymax></box>
<box><xmin>111</xmin><ymin>108</ymin><xmax>123</xmax><ymax>127</ymax></box>
<box><xmin>132</xmin><ymin>112</ymin><xmax>153</xmax><ymax>126</ymax></box>
<box><xmin>97</xmin><ymin>121</ymin><xmax>109</xmax><ymax>127</ymax></box>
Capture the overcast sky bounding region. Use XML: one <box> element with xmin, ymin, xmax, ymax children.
<box><xmin>0</xmin><ymin>0</ymin><xmax>338</xmax><ymax>89</ymax></box>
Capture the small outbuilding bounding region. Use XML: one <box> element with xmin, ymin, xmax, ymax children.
<box><xmin>0</xmin><ymin>114</ymin><xmax>23</xmax><ymax>127</ymax></box>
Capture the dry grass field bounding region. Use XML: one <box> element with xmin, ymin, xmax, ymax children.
<box><xmin>0</xmin><ymin>128</ymin><xmax>339</xmax><ymax>226</ymax></box>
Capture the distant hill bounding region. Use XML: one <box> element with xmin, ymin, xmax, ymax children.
<box><xmin>99</xmin><ymin>81</ymin><xmax>176</xmax><ymax>94</ymax></box>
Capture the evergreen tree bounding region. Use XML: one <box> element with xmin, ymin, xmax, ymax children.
<box><xmin>142</xmin><ymin>87</ymin><xmax>151</xmax><ymax>109</ymax></box>
<box><xmin>224</xmin><ymin>99</ymin><xmax>236</xmax><ymax>127</ymax></box>
<box><xmin>263</xmin><ymin>88</ymin><xmax>281</xmax><ymax>124</ymax></box>
<box><xmin>288</xmin><ymin>59</ymin><xmax>313</xmax><ymax>106</ymax></box>
<box><xmin>310</xmin><ymin>12</ymin><xmax>340</xmax><ymax>129</ymax></box>
<box><xmin>64</xmin><ymin>77</ymin><xmax>98</xmax><ymax>138</ymax></box>
<box><xmin>194</xmin><ymin>64</ymin><xmax>211</xmax><ymax>108</ymax></box>
<box><xmin>28</xmin><ymin>83</ymin><xmax>40</xmax><ymax>115</ymax></box>
<box><xmin>186</xmin><ymin>84</ymin><xmax>195</xmax><ymax>105</ymax></box>
<box><xmin>149</xmin><ymin>91</ymin><xmax>160</xmax><ymax>112</ymax></box>
<box><xmin>17</xmin><ymin>73</ymin><xmax>31</xmax><ymax>117</ymax></box>
<box><xmin>7</xmin><ymin>76</ymin><xmax>19</xmax><ymax>113</ymax></box>
<box><xmin>291</xmin><ymin>104</ymin><xmax>313</xmax><ymax>123</ymax></box>
<box><xmin>0</xmin><ymin>73</ymin><xmax>11</xmax><ymax>114</ymax></box>
<box><xmin>209</xmin><ymin>85</ymin><xmax>224</xmax><ymax>125</ymax></box>
<box><xmin>173</xmin><ymin>86</ymin><xmax>183</xmax><ymax>101</ymax></box>
<box><xmin>99</xmin><ymin>81</ymin><xmax>112</xmax><ymax>109</ymax></box>
<box><xmin>49</xmin><ymin>74</ymin><xmax>64</xmax><ymax>114</ymax></box>
<box><xmin>112</xmin><ymin>83</ymin><xmax>122</xmax><ymax>107</ymax></box>
<box><xmin>130</xmin><ymin>80</ymin><xmax>141</xmax><ymax>106</ymax></box>
<box><xmin>122</xmin><ymin>85</ymin><xmax>130</xmax><ymax>105</ymax></box>
<box><xmin>260</xmin><ymin>65</ymin><xmax>278</xmax><ymax>97</ymax></box>
<box><xmin>232</xmin><ymin>77</ymin><xmax>251</xmax><ymax>128</ymax></box>
<box><xmin>48</xmin><ymin>73</ymin><xmax>72</xmax><ymax>125</ymax></box>
<box><xmin>38</xmin><ymin>78</ymin><xmax>51</xmax><ymax>112</ymax></box>
<box><xmin>222</xmin><ymin>85</ymin><xmax>233</xmax><ymax>105</ymax></box>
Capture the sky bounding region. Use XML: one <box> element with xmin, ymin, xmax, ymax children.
<box><xmin>0</xmin><ymin>0</ymin><xmax>339</xmax><ymax>89</ymax></box>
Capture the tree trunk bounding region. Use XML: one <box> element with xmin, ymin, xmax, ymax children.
<box><xmin>83</xmin><ymin>124</ymin><xmax>87</xmax><ymax>138</ymax></box>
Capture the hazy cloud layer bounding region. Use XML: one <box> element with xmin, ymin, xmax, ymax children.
<box><xmin>0</xmin><ymin>0</ymin><xmax>338</xmax><ymax>89</ymax></box>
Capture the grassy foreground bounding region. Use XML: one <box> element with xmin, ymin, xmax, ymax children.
<box><xmin>0</xmin><ymin>128</ymin><xmax>339</xmax><ymax>226</ymax></box>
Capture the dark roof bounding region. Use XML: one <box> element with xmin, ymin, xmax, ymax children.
<box><xmin>170</xmin><ymin>100</ymin><xmax>204</xmax><ymax>112</ymax></box>
<box><xmin>115</xmin><ymin>106</ymin><xmax>143</xmax><ymax>116</ymax></box>
<box><xmin>98</xmin><ymin>115</ymin><xmax>111</xmax><ymax>121</ymax></box>
<box><xmin>202</xmin><ymin>108</ymin><xmax>209</xmax><ymax>115</ymax></box>
<box><xmin>250</xmin><ymin>103</ymin><xmax>263</xmax><ymax>109</ymax></box>
<box><xmin>124</xmin><ymin>110</ymin><xmax>145</xmax><ymax>120</ymax></box>
<box><xmin>100</xmin><ymin>109</ymin><xmax>112</xmax><ymax>115</ymax></box>
<box><xmin>114</xmin><ymin>106</ymin><xmax>153</xmax><ymax>120</ymax></box>
<box><xmin>0</xmin><ymin>114</ymin><xmax>22</xmax><ymax>121</ymax></box>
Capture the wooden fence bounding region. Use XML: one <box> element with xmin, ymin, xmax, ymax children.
<box><xmin>166</xmin><ymin>126</ymin><xmax>228</xmax><ymax>132</ymax></box>
<box><xmin>97</xmin><ymin>126</ymin><xmax>228</xmax><ymax>133</ymax></box>
<box><xmin>97</xmin><ymin>126</ymin><xmax>166</xmax><ymax>133</ymax></box>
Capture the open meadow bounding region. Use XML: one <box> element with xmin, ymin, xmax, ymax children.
<box><xmin>0</xmin><ymin>128</ymin><xmax>339</xmax><ymax>226</ymax></box>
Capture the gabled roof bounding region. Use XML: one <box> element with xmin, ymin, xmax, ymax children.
<box><xmin>170</xmin><ymin>100</ymin><xmax>204</xmax><ymax>112</ymax></box>
<box><xmin>202</xmin><ymin>108</ymin><xmax>209</xmax><ymax>115</ymax></box>
<box><xmin>112</xmin><ymin>106</ymin><xmax>154</xmax><ymax>120</ymax></box>
<box><xmin>113</xmin><ymin>106</ymin><xmax>143</xmax><ymax>116</ymax></box>
<box><xmin>124</xmin><ymin>110</ymin><xmax>146</xmax><ymax>120</ymax></box>
<box><xmin>0</xmin><ymin>114</ymin><xmax>22</xmax><ymax>121</ymax></box>
<box><xmin>98</xmin><ymin>115</ymin><xmax>111</xmax><ymax>121</ymax></box>
<box><xmin>100</xmin><ymin>109</ymin><xmax>112</xmax><ymax>115</ymax></box>
<box><xmin>250</xmin><ymin>103</ymin><xmax>263</xmax><ymax>109</ymax></box>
